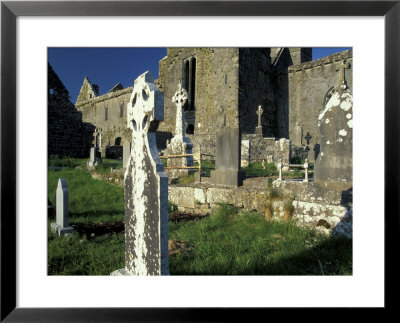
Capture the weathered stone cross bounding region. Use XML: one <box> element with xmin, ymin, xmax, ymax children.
<box><xmin>113</xmin><ymin>71</ymin><xmax>168</xmax><ymax>276</ymax></box>
<box><xmin>256</xmin><ymin>105</ymin><xmax>263</xmax><ymax>127</ymax></box>
<box><xmin>172</xmin><ymin>81</ymin><xmax>188</xmax><ymax>140</ymax></box>
<box><xmin>335</xmin><ymin>60</ymin><xmax>350</xmax><ymax>91</ymax></box>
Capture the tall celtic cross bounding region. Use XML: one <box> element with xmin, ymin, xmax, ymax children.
<box><xmin>172</xmin><ymin>81</ymin><xmax>188</xmax><ymax>140</ymax></box>
<box><xmin>335</xmin><ymin>60</ymin><xmax>350</xmax><ymax>91</ymax></box>
<box><xmin>120</xmin><ymin>71</ymin><xmax>168</xmax><ymax>276</ymax></box>
<box><xmin>256</xmin><ymin>105</ymin><xmax>263</xmax><ymax>127</ymax></box>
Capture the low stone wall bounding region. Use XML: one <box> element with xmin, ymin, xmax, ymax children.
<box><xmin>272</xmin><ymin>180</ymin><xmax>352</xmax><ymax>238</ymax></box>
<box><xmin>168</xmin><ymin>182</ymin><xmax>273</xmax><ymax>216</ymax></box>
<box><xmin>169</xmin><ymin>179</ymin><xmax>352</xmax><ymax>238</ymax></box>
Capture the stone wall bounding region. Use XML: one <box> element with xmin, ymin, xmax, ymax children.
<box><xmin>238</xmin><ymin>48</ymin><xmax>276</xmax><ymax>137</ymax></box>
<box><xmin>48</xmin><ymin>64</ymin><xmax>94</xmax><ymax>158</ymax></box>
<box><xmin>288</xmin><ymin>50</ymin><xmax>353</xmax><ymax>161</ymax></box>
<box><xmin>272</xmin><ymin>180</ymin><xmax>352</xmax><ymax>238</ymax></box>
<box><xmin>76</xmin><ymin>84</ymin><xmax>133</xmax><ymax>155</ymax></box>
<box><xmin>168</xmin><ymin>179</ymin><xmax>352</xmax><ymax>238</ymax></box>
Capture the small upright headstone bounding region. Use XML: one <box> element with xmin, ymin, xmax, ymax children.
<box><xmin>51</xmin><ymin>178</ymin><xmax>74</xmax><ymax>236</ymax></box>
<box><xmin>87</xmin><ymin>147</ymin><xmax>98</xmax><ymax>167</ymax></box>
<box><xmin>210</xmin><ymin>127</ymin><xmax>245</xmax><ymax>186</ymax></box>
<box><xmin>255</xmin><ymin>105</ymin><xmax>263</xmax><ymax>136</ymax></box>
<box><xmin>111</xmin><ymin>71</ymin><xmax>169</xmax><ymax>276</ymax></box>
<box><xmin>165</xmin><ymin>81</ymin><xmax>193</xmax><ymax>181</ymax></box>
<box><xmin>123</xmin><ymin>140</ymin><xmax>132</xmax><ymax>168</ymax></box>
<box><xmin>295</xmin><ymin>122</ymin><xmax>303</xmax><ymax>146</ymax></box>
<box><xmin>241</xmin><ymin>140</ymin><xmax>251</xmax><ymax>167</ymax></box>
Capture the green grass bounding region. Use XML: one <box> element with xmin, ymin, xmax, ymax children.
<box><xmin>168</xmin><ymin>205</ymin><xmax>352</xmax><ymax>275</ymax></box>
<box><xmin>48</xmin><ymin>159</ymin><xmax>350</xmax><ymax>276</ymax></box>
<box><xmin>48</xmin><ymin>167</ymin><xmax>124</xmax><ymax>224</ymax></box>
<box><xmin>242</xmin><ymin>162</ymin><xmax>277</xmax><ymax>178</ymax></box>
<box><xmin>48</xmin><ymin>228</ymin><xmax>124</xmax><ymax>275</ymax></box>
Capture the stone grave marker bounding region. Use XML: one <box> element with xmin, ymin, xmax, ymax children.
<box><xmin>111</xmin><ymin>71</ymin><xmax>169</xmax><ymax>276</ymax></box>
<box><xmin>122</xmin><ymin>140</ymin><xmax>131</xmax><ymax>168</ymax></box>
<box><xmin>210</xmin><ymin>127</ymin><xmax>245</xmax><ymax>186</ymax></box>
<box><xmin>255</xmin><ymin>105</ymin><xmax>263</xmax><ymax>136</ymax></box>
<box><xmin>315</xmin><ymin>60</ymin><xmax>352</xmax><ymax>183</ymax></box>
<box><xmin>165</xmin><ymin>81</ymin><xmax>194</xmax><ymax>181</ymax></box>
<box><xmin>241</xmin><ymin>140</ymin><xmax>251</xmax><ymax>167</ymax></box>
<box><xmin>87</xmin><ymin>147</ymin><xmax>98</xmax><ymax>167</ymax></box>
<box><xmin>51</xmin><ymin>178</ymin><xmax>74</xmax><ymax>236</ymax></box>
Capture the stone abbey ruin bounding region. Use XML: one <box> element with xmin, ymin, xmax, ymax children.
<box><xmin>48</xmin><ymin>47</ymin><xmax>353</xmax><ymax>239</ymax></box>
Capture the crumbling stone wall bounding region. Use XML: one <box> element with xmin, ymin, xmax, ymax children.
<box><xmin>48</xmin><ymin>64</ymin><xmax>94</xmax><ymax>158</ymax></box>
<box><xmin>288</xmin><ymin>50</ymin><xmax>353</xmax><ymax>161</ymax></box>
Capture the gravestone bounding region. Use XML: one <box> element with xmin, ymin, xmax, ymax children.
<box><xmin>87</xmin><ymin>147</ymin><xmax>98</xmax><ymax>167</ymax></box>
<box><xmin>295</xmin><ymin>122</ymin><xmax>303</xmax><ymax>146</ymax></box>
<box><xmin>255</xmin><ymin>105</ymin><xmax>263</xmax><ymax>136</ymax></box>
<box><xmin>315</xmin><ymin>60</ymin><xmax>352</xmax><ymax>184</ymax></box>
<box><xmin>241</xmin><ymin>140</ymin><xmax>251</xmax><ymax>167</ymax></box>
<box><xmin>210</xmin><ymin>127</ymin><xmax>245</xmax><ymax>186</ymax></box>
<box><xmin>122</xmin><ymin>140</ymin><xmax>131</xmax><ymax>168</ymax></box>
<box><xmin>111</xmin><ymin>71</ymin><xmax>169</xmax><ymax>276</ymax></box>
<box><xmin>51</xmin><ymin>178</ymin><xmax>74</xmax><ymax>236</ymax></box>
<box><xmin>165</xmin><ymin>81</ymin><xmax>193</xmax><ymax>182</ymax></box>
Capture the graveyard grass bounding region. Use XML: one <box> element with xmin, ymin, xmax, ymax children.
<box><xmin>48</xmin><ymin>159</ymin><xmax>350</xmax><ymax>276</ymax></box>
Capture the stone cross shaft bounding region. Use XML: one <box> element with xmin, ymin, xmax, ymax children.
<box><xmin>256</xmin><ymin>105</ymin><xmax>263</xmax><ymax>127</ymax></box>
<box><xmin>335</xmin><ymin>60</ymin><xmax>350</xmax><ymax>91</ymax></box>
<box><xmin>121</xmin><ymin>71</ymin><xmax>168</xmax><ymax>276</ymax></box>
<box><xmin>172</xmin><ymin>81</ymin><xmax>188</xmax><ymax>140</ymax></box>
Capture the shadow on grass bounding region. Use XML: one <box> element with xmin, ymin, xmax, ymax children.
<box><xmin>169</xmin><ymin>236</ymin><xmax>352</xmax><ymax>276</ymax></box>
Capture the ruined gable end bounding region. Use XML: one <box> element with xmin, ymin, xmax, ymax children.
<box><xmin>75</xmin><ymin>76</ymin><xmax>99</xmax><ymax>105</ymax></box>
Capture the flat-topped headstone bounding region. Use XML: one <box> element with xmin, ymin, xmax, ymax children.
<box><xmin>241</xmin><ymin>140</ymin><xmax>251</xmax><ymax>167</ymax></box>
<box><xmin>87</xmin><ymin>147</ymin><xmax>98</xmax><ymax>167</ymax></box>
<box><xmin>51</xmin><ymin>178</ymin><xmax>74</xmax><ymax>236</ymax></box>
<box><xmin>111</xmin><ymin>71</ymin><xmax>169</xmax><ymax>276</ymax></box>
<box><xmin>122</xmin><ymin>140</ymin><xmax>131</xmax><ymax>168</ymax></box>
<box><xmin>210</xmin><ymin>127</ymin><xmax>245</xmax><ymax>186</ymax></box>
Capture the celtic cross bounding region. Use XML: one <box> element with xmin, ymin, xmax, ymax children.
<box><xmin>256</xmin><ymin>105</ymin><xmax>263</xmax><ymax>127</ymax></box>
<box><xmin>172</xmin><ymin>81</ymin><xmax>188</xmax><ymax>140</ymax></box>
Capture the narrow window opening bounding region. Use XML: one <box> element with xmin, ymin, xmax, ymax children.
<box><xmin>182</xmin><ymin>56</ymin><xmax>196</xmax><ymax>111</ymax></box>
<box><xmin>49</xmin><ymin>88</ymin><xmax>54</xmax><ymax>95</ymax></box>
<box><xmin>115</xmin><ymin>137</ymin><xmax>121</xmax><ymax>146</ymax></box>
<box><xmin>105</xmin><ymin>106</ymin><xmax>108</xmax><ymax>121</ymax></box>
<box><xmin>120</xmin><ymin>102</ymin><xmax>124</xmax><ymax>118</ymax></box>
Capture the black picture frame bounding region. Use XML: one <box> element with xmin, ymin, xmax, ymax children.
<box><xmin>1</xmin><ymin>0</ymin><xmax>398</xmax><ymax>321</ymax></box>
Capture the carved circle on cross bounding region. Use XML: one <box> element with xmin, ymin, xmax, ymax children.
<box><xmin>127</xmin><ymin>81</ymin><xmax>153</xmax><ymax>135</ymax></box>
<box><xmin>172</xmin><ymin>81</ymin><xmax>188</xmax><ymax>106</ymax></box>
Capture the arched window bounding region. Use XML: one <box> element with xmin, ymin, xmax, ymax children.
<box><xmin>323</xmin><ymin>86</ymin><xmax>335</xmax><ymax>108</ymax></box>
<box><xmin>115</xmin><ymin>137</ymin><xmax>121</xmax><ymax>146</ymax></box>
<box><xmin>182</xmin><ymin>56</ymin><xmax>196</xmax><ymax>111</ymax></box>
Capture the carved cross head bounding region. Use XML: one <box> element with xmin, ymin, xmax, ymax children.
<box><xmin>127</xmin><ymin>71</ymin><xmax>164</xmax><ymax>136</ymax></box>
<box><xmin>172</xmin><ymin>81</ymin><xmax>188</xmax><ymax>107</ymax></box>
<box><xmin>256</xmin><ymin>105</ymin><xmax>263</xmax><ymax>117</ymax></box>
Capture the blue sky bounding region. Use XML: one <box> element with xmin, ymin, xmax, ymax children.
<box><xmin>48</xmin><ymin>47</ymin><xmax>351</xmax><ymax>103</ymax></box>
